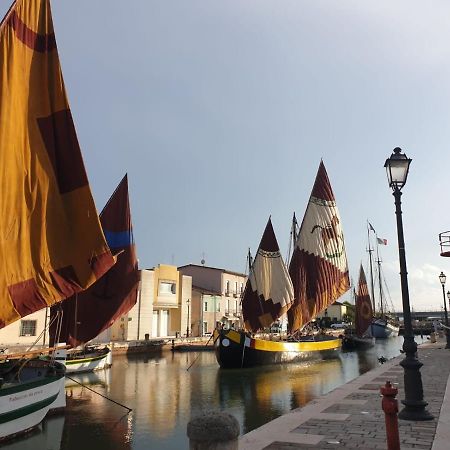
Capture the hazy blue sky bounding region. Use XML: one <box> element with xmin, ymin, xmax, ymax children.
<box><xmin>2</xmin><ymin>0</ymin><xmax>450</xmax><ymax>312</ymax></box>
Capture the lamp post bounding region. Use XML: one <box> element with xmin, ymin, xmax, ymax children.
<box><xmin>439</xmin><ymin>273</ymin><xmax>450</xmax><ymax>348</ymax></box>
<box><xmin>186</xmin><ymin>299</ymin><xmax>190</xmax><ymax>338</ymax></box>
<box><xmin>447</xmin><ymin>290</ymin><xmax>450</xmax><ymax>331</ymax></box>
<box><xmin>439</xmin><ymin>272</ymin><xmax>450</xmax><ymax>348</ymax></box>
<box><xmin>384</xmin><ymin>147</ymin><xmax>433</xmax><ymax>421</ymax></box>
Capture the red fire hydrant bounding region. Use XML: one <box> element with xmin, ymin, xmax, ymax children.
<box><xmin>381</xmin><ymin>381</ymin><xmax>400</xmax><ymax>450</ymax></box>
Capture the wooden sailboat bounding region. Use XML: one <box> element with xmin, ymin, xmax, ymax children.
<box><xmin>214</xmin><ymin>161</ymin><xmax>349</xmax><ymax>368</ymax></box>
<box><xmin>342</xmin><ymin>265</ymin><xmax>375</xmax><ymax>350</ymax></box>
<box><xmin>367</xmin><ymin>224</ymin><xmax>399</xmax><ymax>338</ymax></box>
<box><xmin>51</xmin><ymin>175</ymin><xmax>140</xmax><ymax>373</ymax></box>
<box><xmin>0</xmin><ymin>0</ymin><xmax>115</xmax><ymax>440</ymax></box>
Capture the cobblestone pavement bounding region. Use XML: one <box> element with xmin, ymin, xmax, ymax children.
<box><xmin>240</xmin><ymin>340</ymin><xmax>450</xmax><ymax>450</ymax></box>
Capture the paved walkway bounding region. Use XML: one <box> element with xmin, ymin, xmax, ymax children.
<box><xmin>240</xmin><ymin>337</ymin><xmax>450</xmax><ymax>449</ymax></box>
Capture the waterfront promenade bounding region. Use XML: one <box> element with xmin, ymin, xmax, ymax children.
<box><xmin>240</xmin><ymin>337</ymin><xmax>450</xmax><ymax>449</ymax></box>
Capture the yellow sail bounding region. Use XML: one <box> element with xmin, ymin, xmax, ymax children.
<box><xmin>0</xmin><ymin>0</ymin><xmax>115</xmax><ymax>327</ymax></box>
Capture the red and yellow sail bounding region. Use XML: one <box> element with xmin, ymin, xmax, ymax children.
<box><xmin>355</xmin><ymin>265</ymin><xmax>373</xmax><ymax>337</ymax></box>
<box><xmin>0</xmin><ymin>0</ymin><xmax>115</xmax><ymax>327</ymax></box>
<box><xmin>288</xmin><ymin>161</ymin><xmax>350</xmax><ymax>332</ymax></box>
<box><xmin>52</xmin><ymin>175</ymin><xmax>140</xmax><ymax>347</ymax></box>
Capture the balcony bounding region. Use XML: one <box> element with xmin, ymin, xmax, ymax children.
<box><xmin>439</xmin><ymin>231</ymin><xmax>450</xmax><ymax>257</ymax></box>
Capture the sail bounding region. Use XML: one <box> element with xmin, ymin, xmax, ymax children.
<box><xmin>0</xmin><ymin>0</ymin><xmax>115</xmax><ymax>328</ymax></box>
<box><xmin>242</xmin><ymin>218</ymin><xmax>294</xmax><ymax>332</ymax></box>
<box><xmin>51</xmin><ymin>175</ymin><xmax>140</xmax><ymax>347</ymax></box>
<box><xmin>288</xmin><ymin>161</ymin><xmax>350</xmax><ymax>332</ymax></box>
<box><xmin>355</xmin><ymin>265</ymin><xmax>373</xmax><ymax>337</ymax></box>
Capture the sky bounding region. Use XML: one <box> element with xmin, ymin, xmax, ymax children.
<box><xmin>2</xmin><ymin>0</ymin><xmax>450</xmax><ymax>312</ymax></box>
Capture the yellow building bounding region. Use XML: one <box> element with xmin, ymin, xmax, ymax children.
<box><xmin>100</xmin><ymin>264</ymin><xmax>192</xmax><ymax>341</ymax></box>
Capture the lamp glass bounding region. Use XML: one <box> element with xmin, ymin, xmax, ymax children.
<box><xmin>447</xmin><ymin>290</ymin><xmax>450</xmax><ymax>301</ymax></box>
<box><xmin>440</xmin><ymin>272</ymin><xmax>447</xmax><ymax>285</ymax></box>
<box><xmin>384</xmin><ymin>148</ymin><xmax>412</xmax><ymax>189</ymax></box>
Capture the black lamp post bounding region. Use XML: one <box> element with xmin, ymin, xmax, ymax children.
<box><xmin>439</xmin><ymin>273</ymin><xmax>450</xmax><ymax>348</ymax></box>
<box><xmin>384</xmin><ymin>147</ymin><xmax>433</xmax><ymax>421</ymax></box>
<box><xmin>186</xmin><ymin>298</ymin><xmax>190</xmax><ymax>338</ymax></box>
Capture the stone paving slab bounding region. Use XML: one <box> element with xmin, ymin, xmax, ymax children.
<box><xmin>240</xmin><ymin>339</ymin><xmax>450</xmax><ymax>450</ymax></box>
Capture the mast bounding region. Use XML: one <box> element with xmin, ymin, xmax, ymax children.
<box><xmin>285</xmin><ymin>212</ymin><xmax>298</xmax><ymax>266</ymax></box>
<box><xmin>367</xmin><ymin>222</ymin><xmax>376</xmax><ymax>312</ymax></box>
<box><xmin>376</xmin><ymin>238</ymin><xmax>384</xmax><ymax>317</ymax></box>
<box><xmin>73</xmin><ymin>293</ymin><xmax>78</xmax><ymax>346</ymax></box>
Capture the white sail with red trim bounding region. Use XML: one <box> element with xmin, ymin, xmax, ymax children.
<box><xmin>288</xmin><ymin>161</ymin><xmax>350</xmax><ymax>333</ymax></box>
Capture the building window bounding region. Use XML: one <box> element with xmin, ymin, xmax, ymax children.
<box><xmin>20</xmin><ymin>320</ymin><xmax>37</xmax><ymax>337</ymax></box>
<box><xmin>216</xmin><ymin>298</ymin><xmax>220</xmax><ymax>312</ymax></box>
<box><xmin>225</xmin><ymin>280</ymin><xmax>230</xmax><ymax>295</ymax></box>
<box><xmin>203</xmin><ymin>322</ymin><xmax>208</xmax><ymax>334</ymax></box>
<box><xmin>204</xmin><ymin>301</ymin><xmax>208</xmax><ymax>312</ymax></box>
<box><xmin>235</xmin><ymin>300</ymin><xmax>238</xmax><ymax>312</ymax></box>
<box><xmin>159</xmin><ymin>281</ymin><xmax>176</xmax><ymax>295</ymax></box>
<box><xmin>240</xmin><ymin>282</ymin><xmax>244</xmax><ymax>293</ymax></box>
<box><xmin>234</xmin><ymin>281</ymin><xmax>238</xmax><ymax>294</ymax></box>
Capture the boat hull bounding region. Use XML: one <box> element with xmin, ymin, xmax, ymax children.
<box><xmin>0</xmin><ymin>360</ymin><xmax>65</xmax><ymax>441</ymax></box>
<box><xmin>213</xmin><ymin>329</ymin><xmax>341</xmax><ymax>369</ymax></box>
<box><xmin>66</xmin><ymin>347</ymin><xmax>111</xmax><ymax>374</ymax></box>
<box><xmin>342</xmin><ymin>335</ymin><xmax>375</xmax><ymax>351</ymax></box>
<box><xmin>371</xmin><ymin>320</ymin><xmax>400</xmax><ymax>339</ymax></box>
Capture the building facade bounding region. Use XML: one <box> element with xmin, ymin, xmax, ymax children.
<box><xmin>0</xmin><ymin>309</ymin><xmax>48</xmax><ymax>347</ymax></box>
<box><xmin>98</xmin><ymin>264</ymin><xmax>192</xmax><ymax>341</ymax></box>
<box><xmin>179</xmin><ymin>264</ymin><xmax>247</xmax><ymax>337</ymax></box>
<box><xmin>315</xmin><ymin>302</ymin><xmax>348</xmax><ymax>324</ymax></box>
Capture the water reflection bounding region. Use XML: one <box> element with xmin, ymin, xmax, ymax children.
<box><xmin>1</xmin><ymin>415</ymin><xmax>65</xmax><ymax>450</ymax></box>
<box><xmin>217</xmin><ymin>358</ymin><xmax>344</xmax><ymax>432</ymax></box>
<box><xmin>2</xmin><ymin>336</ymin><xmax>416</xmax><ymax>450</ymax></box>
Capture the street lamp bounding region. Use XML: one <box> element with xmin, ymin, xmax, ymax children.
<box><xmin>439</xmin><ymin>273</ymin><xmax>450</xmax><ymax>348</ymax></box>
<box><xmin>186</xmin><ymin>299</ymin><xmax>190</xmax><ymax>338</ymax></box>
<box><xmin>384</xmin><ymin>147</ymin><xmax>433</xmax><ymax>421</ymax></box>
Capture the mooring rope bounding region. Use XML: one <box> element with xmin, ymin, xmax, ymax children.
<box><xmin>66</xmin><ymin>375</ymin><xmax>132</xmax><ymax>413</ymax></box>
<box><xmin>186</xmin><ymin>334</ymin><xmax>214</xmax><ymax>371</ymax></box>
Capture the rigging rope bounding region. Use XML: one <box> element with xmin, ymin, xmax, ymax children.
<box><xmin>66</xmin><ymin>375</ymin><xmax>132</xmax><ymax>413</ymax></box>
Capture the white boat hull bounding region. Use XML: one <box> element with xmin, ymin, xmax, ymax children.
<box><xmin>0</xmin><ymin>373</ymin><xmax>65</xmax><ymax>440</ymax></box>
<box><xmin>65</xmin><ymin>348</ymin><xmax>112</xmax><ymax>374</ymax></box>
<box><xmin>371</xmin><ymin>320</ymin><xmax>400</xmax><ymax>338</ymax></box>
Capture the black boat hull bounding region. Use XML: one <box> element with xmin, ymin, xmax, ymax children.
<box><xmin>342</xmin><ymin>335</ymin><xmax>375</xmax><ymax>351</ymax></box>
<box><xmin>213</xmin><ymin>329</ymin><xmax>341</xmax><ymax>369</ymax></box>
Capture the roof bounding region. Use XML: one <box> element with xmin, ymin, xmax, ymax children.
<box><xmin>178</xmin><ymin>263</ymin><xmax>247</xmax><ymax>278</ymax></box>
<box><xmin>191</xmin><ymin>285</ymin><xmax>222</xmax><ymax>296</ymax></box>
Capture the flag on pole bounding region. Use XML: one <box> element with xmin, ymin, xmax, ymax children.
<box><xmin>377</xmin><ymin>237</ymin><xmax>388</xmax><ymax>245</ymax></box>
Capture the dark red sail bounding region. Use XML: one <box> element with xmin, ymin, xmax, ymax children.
<box><xmin>355</xmin><ymin>265</ymin><xmax>373</xmax><ymax>337</ymax></box>
<box><xmin>51</xmin><ymin>174</ymin><xmax>140</xmax><ymax>346</ymax></box>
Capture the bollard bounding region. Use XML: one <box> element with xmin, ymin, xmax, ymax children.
<box><xmin>187</xmin><ymin>411</ymin><xmax>240</xmax><ymax>450</ymax></box>
<box><xmin>381</xmin><ymin>381</ymin><xmax>400</xmax><ymax>450</ymax></box>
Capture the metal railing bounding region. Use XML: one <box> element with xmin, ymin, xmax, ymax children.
<box><xmin>439</xmin><ymin>231</ymin><xmax>450</xmax><ymax>257</ymax></box>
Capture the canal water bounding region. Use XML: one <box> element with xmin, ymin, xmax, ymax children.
<box><xmin>3</xmin><ymin>336</ymin><xmax>425</xmax><ymax>450</ymax></box>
